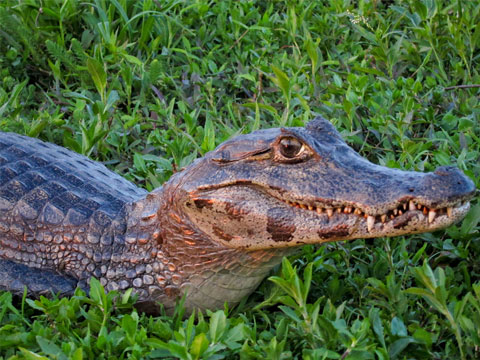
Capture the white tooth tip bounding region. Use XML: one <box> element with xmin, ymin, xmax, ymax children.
<box><xmin>428</xmin><ymin>210</ymin><xmax>436</xmax><ymax>223</ymax></box>
<box><xmin>367</xmin><ymin>215</ymin><xmax>375</xmax><ymax>232</ymax></box>
<box><xmin>447</xmin><ymin>207</ymin><xmax>452</xmax><ymax>217</ymax></box>
<box><xmin>381</xmin><ymin>214</ymin><xmax>387</xmax><ymax>223</ymax></box>
<box><xmin>326</xmin><ymin>209</ymin><xmax>333</xmax><ymax>217</ymax></box>
<box><xmin>409</xmin><ymin>200</ymin><xmax>416</xmax><ymax>211</ymax></box>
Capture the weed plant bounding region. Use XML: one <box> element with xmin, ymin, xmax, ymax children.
<box><xmin>0</xmin><ymin>0</ymin><xmax>479</xmax><ymax>359</ymax></box>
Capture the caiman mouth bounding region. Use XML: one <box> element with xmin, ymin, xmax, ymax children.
<box><xmin>276</xmin><ymin>195</ymin><xmax>469</xmax><ymax>233</ymax></box>
<box><xmin>190</xmin><ymin>182</ymin><xmax>472</xmax><ymax>248</ymax></box>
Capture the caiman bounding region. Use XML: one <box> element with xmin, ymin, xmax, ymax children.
<box><xmin>0</xmin><ymin>117</ymin><xmax>475</xmax><ymax>313</ymax></box>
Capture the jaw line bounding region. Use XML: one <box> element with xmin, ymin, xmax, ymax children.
<box><xmin>198</xmin><ymin>182</ymin><xmax>470</xmax><ymax>235</ymax></box>
<box><xmin>191</xmin><ymin>184</ymin><xmax>471</xmax><ymax>247</ymax></box>
<box><xmin>262</xmin><ymin>186</ymin><xmax>471</xmax><ymax>237</ymax></box>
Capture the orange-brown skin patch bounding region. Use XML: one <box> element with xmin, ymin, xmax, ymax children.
<box><xmin>212</xmin><ymin>225</ymin><xmax>234</xmax><ymax>242</ymax></box>
<box><xmin>317</xmin><ymin>224</ymin><xmax>350</xmax><ymax>239</ymax></box>
<box><xmin>267</xmin><ymin>207</ymin><xmax>296</xmax><ymax>242</ymax></box>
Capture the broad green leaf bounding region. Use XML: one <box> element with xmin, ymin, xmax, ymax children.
<box><xmin>89</xmin><ymin>277</ymin><xmax>107</xmax><ymax>311</ymax></box>
<box><xmin>36</xmin><ymin>336</ymin><xmax>68</xmax><ymax>360</ymax></box>
<box><xmin>201</xmin><ymin>117</ymin><xmax>216</xmax><ymax>153</ymax></box>
<box><xmin>209</xmin><ymin>310</ymin><xmax>227</xmax><ymax>343</ymax></box>
<box><xmin>133</xmin><ymin>153</ymin><xmax>148</xmax><ymax>173</ymax></box>
<box><xmin>19</xmin><ymin>348</ymin><xmax>49</xmax><ymax>360</ymax></box>
<box><xmin>388</xmin><ymin>338</ymin><xmax>415</xmax><ymax>358</ymax></box>
<box><xmin>271</xmin><ymin>65</ymin><xmax>290</xmax><ymax>98</ymax></box>
<box><xmin>122</xmin><ymin>53</ymin><xmax>143</xmax><ymax>66</ymax></box>
<box><xmin>0</xmin><ymin>79</ymin><xmax>27</xmax><ymax>117</ymax></box>
<box><xmin>190</xmin><ymin>333</ymin><xmax>209</xmax><ymax>359</ymax></box>
<box><xmin>242</xmin><ymin>102</ymin><xmax>278</xmax><ymax>116</ymax></box>
<box><xmin>104</xmin><ymin>90</ymin><xmax>120</xmax><ymax>112</ymax></box>
<box><xmin>27</xmin><ymin>117</ymin><xmax>49</xmax><ymax>138</ymax></box>
<box><xmin>369</xmin><ymin>308</ymin><xmax>385</xmax><ymax>348</ymax></box>
<box><xmin>278</xmin><ymin>305</ymin><xmax>301</xmax><ymax>323</ymax></box>
<box><xmin>405</xmin><ymin>287</ymin><xmax>445</xmax><ymax>313</ymax></box>
<box><xmin>390</xmin><ymin>317</ymin><xmax>407</xmax><ymax>337</ymax></box>
<box><xmin>305</xmin><ymin>37</ymin><xmax>318</xmax><ymax>74</ymax></box>
<box><xmin>122</xmin><ymin>313</ymin><xmax>138</xmax><ymax>340</ymax></box>
<box><xmin>460</xmin><ymin>203</ymin><xmax>480</xmax><ymax>235</ymax></box>
<box><xmin>150</xmin><ymin>59</ymin><xmax>163</xmax><ymax>83</ymax></box>
<box><xmin>87</xmin><ymin>57</ymin><xmax>107</xmax><ymax>98</ymax></box>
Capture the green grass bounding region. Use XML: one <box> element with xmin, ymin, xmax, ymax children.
<box><xmin>0</xmin><ymin>0</ymin><xmax>480</xmax><ymax>358</ymax></box>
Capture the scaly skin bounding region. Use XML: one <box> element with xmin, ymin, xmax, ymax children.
<box><xmin>0</xmin><ymin>117</ymin><xmax>476</xmax><ymax>313</ymax></box>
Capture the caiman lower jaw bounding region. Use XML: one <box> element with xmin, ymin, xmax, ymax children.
<box><xmin>281</xmin><ymin>197</ymin><xmax>470</xmax><ymax>234</ymax></box>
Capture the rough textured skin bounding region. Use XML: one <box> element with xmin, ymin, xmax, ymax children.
<box><xmin>0</xmin><ymin>117</ymin><xmax>476</xmax><ymax>313</ymax></box>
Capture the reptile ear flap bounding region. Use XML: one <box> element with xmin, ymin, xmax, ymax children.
<box><xmin>212</xmin><ymin>145</ymin><xmax>271</xmax><ymax>162</ymax></box>
<box><xmin>211</xmin><ymin>132</ymin><xmax>276</xmax><ymax>162</ymax></box>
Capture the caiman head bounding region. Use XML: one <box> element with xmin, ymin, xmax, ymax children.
<box><xmin>168</xmin><ymin>116</ymin><xmax>476</xmax><ymax>251</ymax></box>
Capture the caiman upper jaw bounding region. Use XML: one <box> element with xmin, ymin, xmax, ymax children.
<box><xmin>281</xmin><ymin>196</ymin><xmax>469</xmax><ymax>233</ymax></box>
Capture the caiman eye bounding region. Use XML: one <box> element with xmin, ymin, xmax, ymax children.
<box><xmin>279</xmin><ymin>137</ymin><xmax>304</xmax><ymax>158</ymax></box>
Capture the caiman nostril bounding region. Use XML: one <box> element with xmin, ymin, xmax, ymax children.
<box><xmin>434</xmin><ymin>166</ymin><xmax>457</xmax><ymax>176</ymax></box>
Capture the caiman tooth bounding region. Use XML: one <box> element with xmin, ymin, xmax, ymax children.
<box><xmin>403</xmin><ymin>203</ymin><xmax>407</xmax><ymax>211</ymax></box>
<box><xmin>326</xmin><ymin>208</ymin><xmax>333</xmax><ymax>217</ymax></box>
<box><xmin>423</xmin><ymin>207</ymin><xmax>428</xmax><ymax>215</ymax></box>
<box><xmin>344</xmin><ymin>207</ymin><xmax>351</xmax><ymax>213</ymax></box>
<box><xmin>428</xmin><ymin>210</ymin><xmax>436</xmax><ymax>223</ymax></box>
<box><xmin>409</xmin><ymin>200</ymin><xmax>416</xmax><ymax>211</ymax></box>
<box><xmin>316</xmin><ymin>207</ymin><xmax>323</xmax><ymax>214</ymax></box>
<box><xmin>417</xmin><ymin>204</ymin><xmax>422</xmax><ymax>210</ymax></box>
<box><xmin>367</xmin><ymin>216</ymin><xmax>375</xmax><ymax>232</ymax></box>
<box><xmin>337</xmin><ymin>208</ymin><xmax>342</xmax><ymax>213</ymax></box>
<box><xmin>354</xmin><ymin>208</ymin><xmax>362</xmax><ymax>215</ymax></box>
<box><xmin>308</xmin><ymin>205</ymin><xmax>314</xmax><ymax>211</ymax></box>
<box><xmin>447</xmin><ymin>207</ymin><xmax>452</xmax><ymax>217</ymax></box>
<box><xmin>381</xmin><ymin>214</ymin><xmax>387</xmax><ymax>223</ymax></box>
<box><xmin>393</xmin><ymin>209</ymin><xmax>398</xmax><ymax>215</ymax></box>
<box><xmin>398</xmin><ymin>210</ymin><xmax>403</xmax><ymax>215</ymax></box>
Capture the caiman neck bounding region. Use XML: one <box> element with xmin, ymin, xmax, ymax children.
<box><xmin>122</xmin><ymin>181</ymin><xmax>294</xmax><ymax>314</ymax></box>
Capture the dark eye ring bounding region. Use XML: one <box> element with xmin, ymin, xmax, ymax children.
<box><xmin>278</xmin><ymin>137</ymin><xmax>304</xmax><ymax>158</ymax></box>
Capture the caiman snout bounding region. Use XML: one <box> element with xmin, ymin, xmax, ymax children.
<box><xmin>435</xmin><ymin>166</ymin><xmax>476</xmax><ymax>193</ymax></box>
<box><xmin>433</xmin><ymin>165</ymin><xmax>463</xmax><ymax>176</ymax></box>
<box><xmin>420</xmin><ymin>165</ymin><xmax>476</xmax><ymax>204</ymax></box>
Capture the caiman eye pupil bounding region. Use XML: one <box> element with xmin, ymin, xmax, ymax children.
<box><xmin>279</xmin><ymin>137</ymin><xmax>303</xmax><ymax>158</ymax></box>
